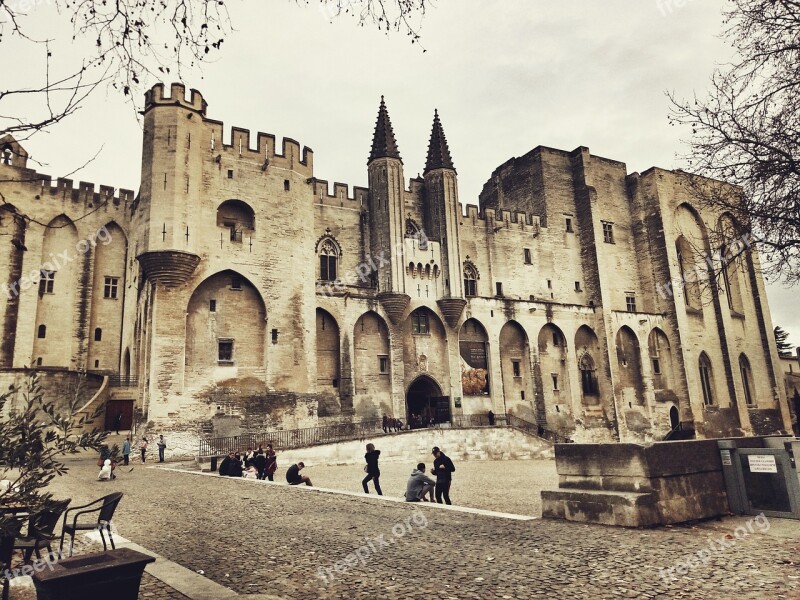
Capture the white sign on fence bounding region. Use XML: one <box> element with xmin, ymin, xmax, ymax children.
<box><xmin>747</xmin><ymin>454</ymin><xmax>778</xmax><ymax>474</ymax></box>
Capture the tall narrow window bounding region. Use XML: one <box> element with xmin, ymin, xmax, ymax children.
<box><xmin>379</xmin><ymin>356</ymin><xmax>389</xmax><ymax>374</ymax></box>
<box><xmin>580</xmin><ymin>354</ymin><xmax>597</xmax><ymax>395</ymax></box>
<box><xmin>512</xmin><ymin>360</ymin><xmax>521</xmax><ymax>377</ymax></box>
<box><xmin>739</xmin><ymin>354</ymin><xmax>754</xmax><ymax>406</ymax></box>
<box><xmin>94</xmin><ymin>328</ymin><xmax>102</xmax><ymax>342</ymax></box>
<box><xmin>565</xmin><ymin>217</ymin><xmax>573</xmax><ymax>233</ymax></box>
<box><xmin>103</xmin><ymin>276</ymin><xmax>119</xmax><ymax>299</ymax></box>
<box><xmin>319</xmin><ymin>239</ymin><xmax>339</xmax><ymax>282</ymax></box>
<box><xmin>523</xmin><ymin>248</ymin><xmax>532</xmax><ymax>264</ymax></box>
<box><xmin>699</xmin><ymin>353</ymin><xmax>715</xmax><ymax>406</ymax></box>
<box><xmin>37</xmin><ymin>324</ymin><xmax>46</xmax><ymax>339</ymax></box>
<box><xmin>602</xmin><ymin>222</ymin><xmax>614</xmax><ymax>244</ymax></box>
<box><xmin>39</xmin><ymin>271</ymin><xmax>54</xmax><ymax>295</ymax></box>
<box><xmin>463</xmin><ymin>263</ymin><xmax>478</xmax><ymax>297</ymax></box>
<box><xmin>496</xmin><ymin>282</ymin><xmax>503</xmax><ymax>296</ymax></box>
<box><xmin>552</xmin><ymin>374</ymin><xmax>559</xmax><ymax>390</ymax></box>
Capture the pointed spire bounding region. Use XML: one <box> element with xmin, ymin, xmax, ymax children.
<box><xmin>424</xmin><ymin>109</ymin><xmax>455</xmax><ymax>174</ymax></box>
<box><xmin>369</xmin><ymin>96</ymin><xmax>402</xmax><ymax>163</ymax></box>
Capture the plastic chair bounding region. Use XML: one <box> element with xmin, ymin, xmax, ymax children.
<box><xmin>14</xmin><ymin>499</ymin><xmax>71</xmax><ymax>562</ymax></box>
<box><xmin>58</xmin><ymin>492</ymin><xmax>122</xmax><ymax>558</ymax></box>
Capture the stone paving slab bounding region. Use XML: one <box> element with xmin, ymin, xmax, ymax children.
<box><xmin>39</xmin><ymin>457</ymin><xmax>800</xmax><ymax>600</ymax></box>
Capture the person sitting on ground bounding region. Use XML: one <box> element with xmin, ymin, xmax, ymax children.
<box><xmin>404</xmin><ymin>462</ymin><xmax>436</xmax><ymax>502</ymax></box>
<box><xmin>218</xmin><ymin>452</ymin><xmax>236</xmax><ymax>476</ymax></box>
<box><xmin>227</xmin><ymin>454</ymin><xmax>244</xmax><ymax>478</ymax></box>
<box><xmin>98</xmin><ymin>459</ymin><xmax>114</xmax><ymax>481</ymax></box>
<box><xmin>243</xmin><ymin>461</ymin><xmax>259</xmax><ymax>480</ymax></box>
<box><xmin>286</xmin><ymin>461</ymin><xmax>312</xmax><ymax>486</ymax></box>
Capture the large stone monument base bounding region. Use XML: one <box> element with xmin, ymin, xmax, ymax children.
<box><xmin>541</xmin><ymin>440</ymin><xmax>729</xmax><ymax>527</ymax></box>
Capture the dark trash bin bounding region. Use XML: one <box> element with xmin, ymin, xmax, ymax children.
<box><xmin>32</xmin><ymin>548</ymin><xmax>155</xmax><ymax>600</ymax></box>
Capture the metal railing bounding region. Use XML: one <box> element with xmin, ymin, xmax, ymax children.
<box><xmin>108</xmin><ymin>375</ymin><xmax>138</xmax><ymax>388</ymax></box>
<box><xmin>198</xmin><ymin>413</ymin><xmax>571</xmax><ymax>457</ymax></box>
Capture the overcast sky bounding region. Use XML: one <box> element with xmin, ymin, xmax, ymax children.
<box><xmin>6</xmin><ymin>0</ymin><xmax>800</xmax><ymax>348</ymax></box>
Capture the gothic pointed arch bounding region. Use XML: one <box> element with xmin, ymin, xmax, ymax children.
<box><xmin>316</xmin><ymin>230</ymin><xmax>342</xmax><ymax>282</ymax></box>
<box><xmin>500</xmin><ymin>320</ymin><xmax>534</xmax><ymax>419</ymax></box>
<box><xmin>615</xmin><ymin>326</ymin><xmax>644</xmax><ymax>406</ymax></box>
<box><xmin>463</xmin><ymin>259</ymin><xmax>479</xmax><ymax>298</ymax></box>
<box><xmin>353</xmin><ymin>311</ymin><xmax>391</xmax><ymax>412</ymax></box>
<box><xmin>185</xmin><ymin>270</ymin><xmax>267</xmax><ymax>385</ymax></box>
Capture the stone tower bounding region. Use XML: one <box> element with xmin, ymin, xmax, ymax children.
<box><xmin>367</xmin><ymin>97</ymin><xmax>410</xmax><ymax>324</ymax></box>
<box><xmin>424</xmin><ymin>110</ymin><xmax>466</xmax><ymax>327</ymax></box>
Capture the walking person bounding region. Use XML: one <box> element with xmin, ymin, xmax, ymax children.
<box><xmin>362</xmin><ymin>443</ymin><xmax>382</xmax><ymax>495</ymax></box>
<box><xmin>114</xmin><ymin>413</ymin><xmax>123</xmax><ymax>435</ymax></box>
<box><xmin>382</xmin><ymin>414</ymin><xmax>389</xmax><ymax>434</ymax></box>
<box><xmin>157</xmin><ymin>435</ymin><xmax>167</xmax><ymax>463</ymax></box>
<box><xmin>140</xmin><ymin>437</ymin><xmax>148</xmax><ymax>463</ymax></box>
<box><xmin>254</xmin><ymin>447</ymin><xmax>267</xmax><ymax>480</ymax></box>
<box><xmin>265</xmin><ymin>444</ymin><xmax>277</xmax><ymax>481</ymax></box>
<box><xmin>122</xmin><ymin>437</ymin><xmax>131</xmax><ymax>466</ymax></box>
<box><xmin>432</xmin><ymin>446</ymin><xmax>455</xmax><ymax>505</ymax></box>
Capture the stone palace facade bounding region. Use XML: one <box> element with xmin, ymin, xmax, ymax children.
<box><xmin>0</xmin><ymin>83</ymin><xmax>792</xmax><ymax>447</ymax></box>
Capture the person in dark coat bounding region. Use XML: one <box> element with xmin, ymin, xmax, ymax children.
<box><xmin>227</xmin><ymin>454</ymin><xmax>243</xmax><ymax>478</ymax></box>
<box><xmin>286</xmin><ymin>462</ymin><xmax>312</xmax><ymax>486</ymax></box>
<box><xmin>362</xmin><ymin>443</ymin><xmax>382</xmax><ymax>495</ymax></box>
<box><xmin>218</xmin><ymin>452</ymin><xmax>236</xmax><ymax>476</ymax></box>
<box><xmin>382</xmin><ymin>414</ymin><xmax>389</xmax><ymax>434</ymax></box>
<box><xmin>432</xmin><ymin>446</ymin><xmax>456</xmax><ymax>505</ymax></box>
<box><xmin>265</xmin><ymin>444</ymin><xmax>277</xmax><ymax>481</ymax></box>
<box><xmin>253</xmin><ymin>448</ymin><xmax>267</xmax><ymax>480</ymax></box>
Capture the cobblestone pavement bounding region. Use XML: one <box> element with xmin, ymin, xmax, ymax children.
<box><xmin>300</xmin><ymin>459</ymin><xmax>558</xmax><ymax>516</ymax></box>
<box><xmin>40</xmin><ymin>456</ymin><xmax>800</xmax><ymax>600</ymax></box>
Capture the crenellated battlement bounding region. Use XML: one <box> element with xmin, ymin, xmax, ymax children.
<box><xmin>309</xmin><ymin>178</ymin><xmax>368</xmax><ymax>207</ymax></box>
<box><xmin>29</xmin><ymin>174</ymin><xmax>136</xmax><ymax>211</ymax></box>
<box><xmin>461</xmin><ymin>203</ymin><xmax>540</xmax><ymax>231</ymax></box>
<box><xmin>145</xmin><ymin>83</ymin><xmax>207</xmax><ymax>115</ymax></box>
<box><xmin>204</xmin><ymin>121</ymin><xmax>314</xmax><ymax>175</ymax></box>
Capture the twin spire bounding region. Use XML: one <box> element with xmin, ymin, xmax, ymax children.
<box><xmin>368</xmin><ymin>97</ymin><xmax>455</xmax><ymax>173</ymax></box>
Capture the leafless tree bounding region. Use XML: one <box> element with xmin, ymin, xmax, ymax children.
<box><xmin>669</xmin><ymin>0</ymin><xmax>800</xmax><ymax>284</ymax></box>
<box><xmin>0</xmin><ymin>0</ymin><xmax>428</xmax><ymax>146</ymax></box>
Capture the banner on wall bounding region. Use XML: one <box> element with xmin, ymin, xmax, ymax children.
<box><xmin>459</xmin><ymin>341</ymin><xmax>489</xmax><ymax>396</ymax></box>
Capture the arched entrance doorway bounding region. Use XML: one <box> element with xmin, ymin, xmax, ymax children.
<box><xmin>406</xmin><ymin>376</ymin><xmax>449</xmax><ymax>427</ymax></box>
<box><xmin>669</xmin><ymin>405</ymin><xmax>680</xmax><ymax>430</ymax></box>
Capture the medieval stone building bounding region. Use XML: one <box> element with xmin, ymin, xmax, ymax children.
<box><xmin>0</xmin><ymin>83</ymin><xmax>792</xmax><ymax>449</ymax></box>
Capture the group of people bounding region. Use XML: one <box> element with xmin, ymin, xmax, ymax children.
<box><xmin>118</xmin><ymin>434</ymin><xmax>167</xmax><ymax>465</ymax></box>
<box><xmin>213</xmin><ymin>440</ymin><xmax>456</xmax><ymax>505</ymax></box>
<box><xmin>218</xmin><ymin>444</ymin><xmax>278</xmax><ymax>481</ymax></box>
<box><xmin>361</xmin><ymin>442</ymin><xmax>456</xmax><ymax>505</ymax></box>
<box><xmin>382</xmin><ymin>414</ymin><xmax>440</xmax><ymax>432</ymax></box>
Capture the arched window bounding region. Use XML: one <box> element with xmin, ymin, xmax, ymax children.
<box><xmin>699</xmin><ymin>353</ymin><xmax>715</xmax><ymax>406</ymax></box>
<box><xmin>37</xmin><ymin>324</ymin><xmax>46</xmax><ymax>339</ymax></box>
<box><xmin>579</xmin><ymin>353</ymin><xmax>597</xmax><ymax>396</ymax></box>
<box><xmin>94</xmin><ymin>328</ymin><xmax>103</xmax><ymax>342</ymax></box>
<box><xmin>1</xmin><ymin>145</ymin><xmax>12</xmax><ymax>166</ymax></box>
<box><xmin>318</xmin><ymin>238</ymin><xmax>339</xmax><ymax>282</ymax></box>
<box><xmin>463</xmin><ymin>263</ymin><xmax>478</xmax><ymax>297</ymax></box>
<box><xmin>739</xmin><ymin>354</ymin><xmax>754</xmax><ymax>406</ymax></box>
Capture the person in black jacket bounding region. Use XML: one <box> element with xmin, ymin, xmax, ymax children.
<box><xmin>362</xmin><ymin>443</ymin><xmax>382</xmax><ymax>495</ymax></box>
<box><xmin>432</xmin><ymin>446</ymin><xmax>455</xmax><ymax>505</ymax></box>
<box><xmin>218</xmin><ymin>452</ymin><xmax>236</xmax><ymax>476</ymax></box>
<box><xmin>253</xmin><ymin>447</ymin><xmax>267</xmax><ymax>480</ymax></box>
<box><xmin>227</xmin><ymin>453</ymin><xmax>243</xmax><ymax>478</ymax></box>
